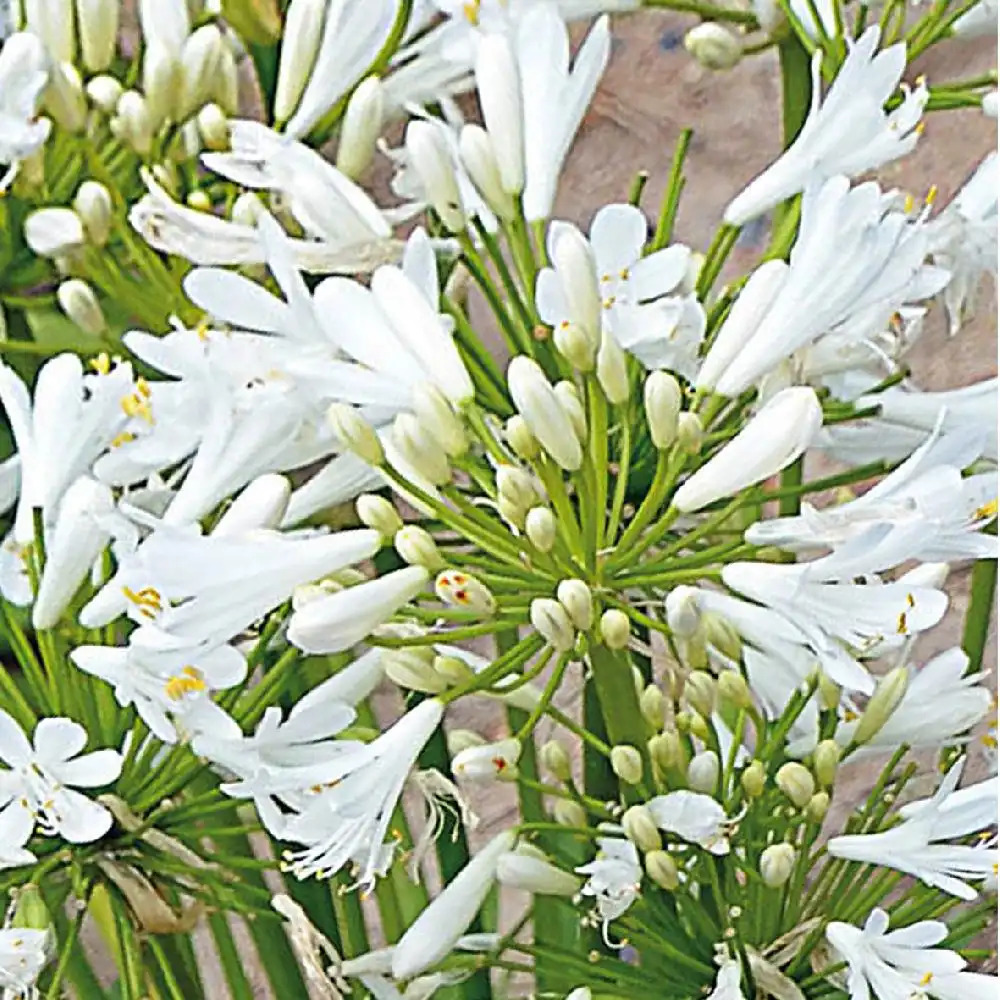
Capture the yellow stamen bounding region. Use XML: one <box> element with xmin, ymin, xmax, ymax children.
<box><xmin>914</xmin><ymin>121</ymin><xmax>925</xmax><ymax>135</ymax></box>
<box><xmin>925</xmin><ymin>185</ymin><xmax>938</xmax><ymax>207</ymax></box>
<box><xmin>975</xmin><ymin>498</ymin><xmax>998</xmax><ymax>521</ymax></box>
<box><xmin>903</xmin><ymin>193</ymin><xmax>915</xmax><ymax>214</ymax></box>
<box><xmin>462</xmin><ymin>0</ymin><xmax>481</xmax><ymax>24</ymax></box>
<box><xmin>89</xmin><ymin>352</ymin><xmax>111</xmax><ymax>375</ymax></box>
<box><xmin>896</xmin><ymin>611</ymin><xmax>908</xmax><ymax>635</ymax></box>
<box><xmin>164</xmin><ymin>666</ymin><xmax>206</xmax><ymax>701</ymax></box>
<box><xmin>110</xmin><ymin>431</ymin><xmax>136</xmax><ymax>448</ymax></box>
<box><xmin>919</xmin><ymin>972</ymin><xmax>933</xmax><ymax>987</ymax></box>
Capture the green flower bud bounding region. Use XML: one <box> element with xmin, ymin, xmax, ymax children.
<box><xmin>552</xmin><ymin>799</ymin><xmax>587</xmax><ymax>828</ymax></box>
<box><xmin>644</xmin><ymin>371</ymin><xmax>682</xmax><ymax>449</ymax></box>
<box><xmin>433</xmin><ymin>655</ymin><xmax>475</xmax><ymax>685</ymax></box>
<box><xmin>596</xmin><ymin>329</ymin><xmax>629</xmax><ymax>404</ymax></box>
<box><xmin>806</xmin><ymin>791</ymin><xmax>830</xmax><ymax>823</ymax></box>
<box><xmin>684</xmin><ymin>671</ymin><xmax>716</xmax><ymax>718</ymax></box>
<box><xmin>525</xmin><ymin>506</ymin><xmax>557</xmax><ymax>552</ymax></box>
<box><xmin>413</xmin><ymin>382</ymin><xmax>469</xmax><ymax>458</ymax></box>
<box><xmin>644</xmin><ymin>849</ymin><xmax>680</xmax><ymax>891</ymax></box>
<box><xmin>187</xmin><ymin>190</ymin><xmax>212</xmax><ymax>212</ymax></box>
<box><xmin>599</xmin><ymin>609</ymin><xmax>631</xmax><ymax>650</ymax></box>
<box><xmin>622</xmin><ymin>805</ymin><xmax>661</xmax><ymax>852</ymax></box>
<box><xmin>649</xmin><ymin>731</ymin><xmax>681</xmax><ymax>772</ymax></box>
<box><xmin>554</xmin><ymin>321</ymin><xmax>596</xmax><ymax>371</ymax></box>
<box><xmin>687</xmin><ymin>750</ymin><xmax>719</xmax><ymax>793</ymax></box>
<box><xmin>557</xmin><ymin>579</ymin><xmax>593</xmax><ymax>631</ymax></box>
<box><xmin>684</xmin><ymin>22</ymin><xmax>742</xmax><ymax>71</ymax></box>
<box><xmin>611</xmin><ymin>745</ymin><xmax>643</xmax><ymax>785</ymax></box>
<box><xmin>554</xmin><ymin>381</ymin><xmax>587</xmax><ymax>443</ymax></box>
<box><xmin>677</xmin><ymin>412</ymin><xmax>704</xmax><ymax>455</ymax></box>
<box><xmin>676</xmin><ymin>710</ymin><xmax>709</xmax><ymax>741</ymax></box>
<box><xmin>392</xmin><ymin>412</ymin><xmax>452</xmax><ymax>485</ymax></box>
<box><xmin>57</xmin><ymin>279</ymin><xmax>106</xmax><ymax>336</ymax></box>
<box><xmin>741</xmin><ymin>760</ymin><xmax>767</xmax><ymax>798</ymax></box>
<box><xmin>759</xmin><ymin>843</ymin><xmax>796</xmax><ymax>888</ymax></box>
<box><xmin>505</xmin><ymin>414</ymin><xmax>540</xmax><ymax>461</ymax></box>
<box><xmin>497</xmin><ymin>466</ymin><xmax>540</xmax><ymax>510</ymax></box>
<box><xmin>540</xmin><ymin>740</ymin><xmax>572</xmax><ymax>782</ymax></box>
<box><xmin>355</xmin><ymin>494</ymin><xmax>402</xmax><ymax>539</ymax></box>
<box><xmin>383</xmin><ymin>648</ymin><xmax>448</xmax><ymax>694</ymax></box>
<box><xmin>640</xmin><ymin>684</ymin><xmax>666</xmax><ymax>730</ymax></box>
<box><xmin>395</xmin><ymin>525</ymin><xmax>446</xmax><ymax>572</ymax></box>
<box><xmin>817</xmin><ymin>672</ymin><xmax>842</xmax><ymax>711</ymax></box>
<box><xmin>717</xmin><ymin>670</ymin><xmax>752</xmax><ymax>711</ymax></box>
<box><xmin>498</xmin><ymin>494</ymin><xmax>529</xmax><ymax>530</ymax></box>
<box><xmin>328</xmin><ymin>403</ymin><xmax>384</xmax><ymax>465</ymax></box>
<box><xmin>853</xmin><ymin>667</ymin><xmax>909</xmax><ymax>746</ymax></box>
<box><xmin>776</xmin><ymin>762</ymin><xmax>815</xmax><ymax>809</ymax></box>
<box><xmin>704</xmin><ymin>613</ymin><xmax>743</xmax><ymax>662</ymax></box>
<box><xmin>812</xmin><ymin>740</ymin><xmax>841</xmax><ymax>788</ymax></box>
<box><xmin>12</xmin><ymin>885</ymin><xmax>51</xmax><ymax>931</ymax></box>
<box><xmin>197</xmin><ymin>102</ymin><xmax>229</xmax><ymax>151</ymax></box>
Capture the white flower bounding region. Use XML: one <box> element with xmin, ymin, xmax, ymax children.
<box><xmin>0</xmin><ymin>712</ymin><xmax>122</xmax><ymax>853</ymax></box>
<box><xmin>724</xmin><ymin>27</ymin><xmax>928</xmax><ymax>226</ymax></box>
<box><xmin>647</xmin><ymin>790</ymin><xmax>733</xmax><ymax>855</ymax></box>
<box><xmin>706</xmin><ymin>959</ymin><xmax>745</xmax><ymax>1000</ymax></box>
<box><xmin>951</xmin><ymin>0</ymin><xmax>998</xmax><ymax>37</ymax></box>
<box><xmin>703</xmin><ymin>177</ymin><xmax>948</xmax><ymax>397</ymax></box>
<box><xmin>576</xmin><ymin>838</ymin><xmax>642</xmax><ymax>943</ymax></box>
<box><xmin>0</xmin><ymin>32</ymin><xmax>51</xmax><ymax>189</ymax></box>
<box><xmin>138</xmin><ymin>0</ymin><xmax>190</xmax><ymax>58</ymax></box>
<box><xmin>827</xmin><ymin>757</ymin><xmax>998</xmax><ymax>900</ymax></box>
<box><xmin>392</xmin><ymin>829</ymin><xmax>516</xmax><ymax>979</ymax></box>
<box><xmin>673</xmin><ymin>387</ymin><xmax>822</xmax><ymax>513</ymax></box>
<box><xmin>496</xmin><ymin>842</ymin><xmax>580</xmax><ymax>896</ymax></box>
<box><xmin>287</xmin><ymin>566</ymin><xmax>430</xmax><ymax>654</ymax></box>
<box><xmin>826</xmin><ymin>907</ymin><xmax>994</xmax><ymax>1000</ymax></box>
<box><xmin>0</xmin><ymin>927</ymin><xmax>52</xmax><ymax>998</ymax></box>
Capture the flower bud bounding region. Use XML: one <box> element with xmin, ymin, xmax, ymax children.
<box><xmin>76</xmin><ymin>0</ymin><xmax>119</xmax><ymax>71</ymax></box>
<box><xmin>25</xmin><ymin>208</ymin><xmax>85</xmax><ymax>258</ymax></box>
<box><xmin>452</xmin><ymin>738</ymin><xmax>521</xmax><ymax>782</ymax></box>
<box><xmin>556</xmin><ymin>579</ymin><xmax>592</xmax><ymax>631</ymax></box>
<box><xmin>611</xmin><ymin>745</ymin><xmax>643</xmax><ymax>785</ymax></box>
<box><xmin>336</xmin><ymin>77</ymin><xmax>384</xmax><ymax>179</ymax></box>
<box><xmin>211</xmin><ymin>42</ymin><xmax>239</xmax><ymax>116</ymax></box>
<box><xmin>57</xmin><ymin>280</ymin><xmax>106</xmax><ymax>336</ymax></box>
<box><xmin>677</xmin><ymin>709</ymin><xmax>709</xmax><ymax>742</ymax></box>
<box><xmin>644</xmin><ymin>371</ymin><xmax>682</xmax><ymax>449</ymax></box>
<box><xmin>186</xmin><ymin>189</ymin><xmax>211</xmax><ymax>212</ymax></box>
<box><xmin>596</xmin><ymin>329</ymin><xmax>629</xmax><ymax>404</ymax></box>
<box><xmin>86</xmin><ymin>74</ymin><xmax>123</xmax><ymax>112</ymax></box>
<box><xmin>853</xmin><ymin>667</ymin><xmax>908</xmax><ymax>746</ymax></box>
<box><xmin>665</xmin><ymin>586</ymin><xmax>702</xmax><ymax>637</ymax></box>
<box><xmin>551</xmin><ymin>226</ymin><xmax>601</xmax><ymax>343</ymax></box>
<box><xmin>554</xmin><ymin>381</ymin><xmax>587</xmax><ymax>443</ymax></box>
<box><xmin>817</xmin><ymin>672</ymin><xmax>841</xmax><ymax>711</ymax></box>
<box><xmin>640</xmin><ymin>684</ymin><xmax>666</xmax><ymax>730</ymax></box>
<box><xmin>649</xmin><ymin>731</ymin><xmax>681</xmax><ymax>772</ymax></box>
<box><xmin>806</xmin><ymin>791</ymin><xmax>830</xmax><ymax>823</ymax></box>
<box><xmin>113</xmin><ymin>91</ymin><xmax>154</xmax><ymax>155</ymax></box>
<box><xmin>328</xmin><ymin>403</ymin><xmax>384</xmax><ymax>465</ymax></box>
<box><xmin>383</xmin><ymin>648</ymin><xmax>448</xmax><ymax>694</ymax></box>
<box><xmin>447</xmin><ymin>729</ymin><xmax>485</xmax><ymax>756</ymax></box>
<box><xmin>395</xmin><ymin>526</ymin><xmax>446</xmax><ymax>572</ymax></box>
<box><xmin>687</xmin><ymin>750</ymin><xmax>719</xmax><ymax>794</ymax></box>
<box><xmin>433</xmin><ymin>654</ymin><xmax>474</xmax><ymax>685</ymax></box>
<box><xmin>717</xmin><ymin>670</ymin><xmax>752</xmax><ymax>712</ymax></box>
<box><xmin>552</xmin><ymin>799</ymin><xmax>587</xmax><ymax>828</ymax></box>
<box><xmin>504</xmin><ymin>414</ymin><xmax>540</xmax><ymax>461</ymax></box>
<box><xmin>760</xmin><ymin>843</ymin><xmax>796</xmax><ymax>887</ymax></box>
<box><xmin>776</xmin><ymin>762</ymin><xmax>815</xmax><ymax>809</ymax></box>
<box><xmin>413</xmin><ymin>382</ymin><xmax>468</xmax><ymax>458</ymax></box>
<box><xmin>525</xmin><ymin>506</ymin><xmax>557</xmax><ymax>553</ymax></box>
<box><xmin>554</xmin><ymin>321</ymin><xmax>596</xmax><ymax>371</ymax></box>
<box><xmin>355</xmin><ymin>494</ymin><xmax>402</xmax><ymax>540</ymax></box>
<box><xmin>644</xmin><ymin>849</ymin><xmax>680</xmax><ymax>891</ymax></box>
<box><xmin>622</xmin><ymin>805</ymin><xmax>661</xmax><ymax>852</ymax></box>
<box><xmin>684</xmin><ymin>23</ymin><xmax>742</xmax><ymax>71</ymax></box>
<box><xmin>704</xmin><ymin>614</ymin><xmax>743</xmax><ymax>662</ymax></box>
<box><xmin>274</xmin><ymin>0</ymin><xmax>326</xmax><ymax>124</ymax></box>
<box><xmin>812</xmin><ymin>740</ymin><xmax>840</xmax><ymax>788</ymax></box>
<box><xmin>197</xmin><ymin>103</ymin><xmax>229</xmax><ymax>151</ymax></box>
<box><xmin>458</xmin><ymin>124</ymin><xmax>514</xmax><ymax>219</ymax></box>
<box><xmin>497</xmin><ymin>466</ymin><xmax>539</xmax><ymax>510</ymax></box>
<box><xmin>406</xmin><ymin>120</ymin><xmax>465</xmax><ymax>232</ymax></box>
<box><xmin>73</xmin><ymin>181</ymin><xmax>112</xmax><ymax>246</ymax></box>
<box><xmin>435</xmin><ymin>570</ymin><xmax>496</xmax><ymax>615</ymax></box>
<box><xmin>540</xmin><ymin>740</ymin><xmax>572</xmax><ymax>781</ymax></box>
<box><xmin>741</xmin><ymin>760</ymin><xmax>766</xmax><ymax>798</ymax></box>
<box><xmin>497</xmin><ymin>845</ymin><xmax>580</xmax><ymax>896</ymax></box>
<box><xmin>599</xmin><ymin>608</ymin><xmax>631</xmax><ymax>650</ymax></box>
<box><xmin>684</xmin><ymin>672</ymin><xmax>716</xmax><ymax>719</ymax></box>
<box><xmin>530</xmin><ymin>597</ymin><xmax>576</xmax><ymax>651</ymax></box>
<box><xmin>143</xmin><ymin>42</ymin><xmax>181</xmax><ymax>129</ymax></box>
<box><xmin>179</xmin><ymin>24</ymin><xmax>226</xmax><ymax>120</ymax></box>
<box><xmin>46</xmin><ymin>62</ymin><xmax>87</xmax><ymax>133</ymax></box>
<box><xmin>676</xmin><ymin>412</ymin><xmax>704</xmax><ymax>455</ymax></box>
<box><xmin>392</xmin><ymin>412</ymin><xmax>452</xmax><ymax>485</ymax></box>
<box><xmin>11</xmin><ymin>885</ymin><xmax>52</xmax><ymax>931</ymax></box>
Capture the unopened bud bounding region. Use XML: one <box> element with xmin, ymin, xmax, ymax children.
<box><xmin>776</xmin><ymin>762</ymin><xmax>815</xmax><ymax>809</ymax></box>
<box><xmin>644</xmin><ymin>371</ymin><xmax>682</xmax><ymax>449</ymax></box>
<box><xmin>211</xmin><ymin>40</ymin><xmax>239</xmax><ymax>116</ymax></box>
<box><xmin>114</xmin><ymin>91</ymin><xmax>154</xmax><ymax>155</ymax></box>
<box><xmin>530</xmin><ymin>598</ymin><xmax>576</xmax><ymax>651</ymax></box>
<box><xmin>86</xmin><ymin>74</ymin><xmax>122</xmax><ymax>112</ymax></box>
<box><xmin>274</xmin><ymin>0</ymin><xmax>326</xmax><ymax>124</ymax></box>
<box><xmin>392</xmin><ymin>412</ymin><xmax>451</xmax><ymax>485</ymax></box>
<box><xmin>704</xmin><ymin>614</ymin><xmax>743</xmax><ymax>662</ymax></box>
<box><xmin>406</xmin><ymin>120</ymin><xmax>465</xmax><ymax>232</ymax></box>
<box><xmin>760</xmin><ymin>843</ymin><xmax>796</xmax><ymax>887</ymax></box>
<box><xmin>687</xmin><ymin>750</ymin><xmax>719</xmax><ymax>793</ymax></box>
<box><xmin>336</xmin><ymin>76</ymin><xmax>384</xmax><ymax>179</ymax></box>
<box><xmin>622</xmin><ymin>805</ymin><xmax>660</xmax><ymax>852</ymax></box>
<box><xmin>496</xmin><ymin>845</ymin><xmax>580</xmax><ymax>896</ymax></box>
<box><xmin>497</xmin><ymin>466</ymin><xmax>539</xmax><ymax>510</ymax></box>
<box><xmin>433</xmin><ymin>654</ymin><xmax>474</xmax><ymax>685</ymax></box>
<box><xmin>677</xmin><ymin>412</ymin><xmax>704</xmax><ymax>455</ymax></box>
<box><xmin>328</xmin><ymin>404</ymin><xmax>384</xmax><ymax>465</ymax></box>
<box><xmin>649</xmin><ymin>731</ymin><xmax>681</xmax><ymax>772</ymax></box>
<box><xmin>383</xmin><ymin>648</ymin><xmax>447</xmax><ymax>694</ymax></box>
<box><xmin>806</xmin><ymin>791</ymin><xmax>830</xmax><ymax>823</ymax></box>
<box><xmin>645</xmin><ymin>849</ymin><xmax>680</xmax><ymax>891</ymax></box>
<box><xmin>187</xmin><ymin>190</ymin><xmax>211</xmax><ymax>212</ymax></box>
<box><xmin>610</xmin><ymin>745</ymin><xmax>643</xmax><ymax>785</ymax></box>
<box><xmin>46</xmin><ymin>62</ymin><xmax>87</xmax><ymax>132</ymax></box>
<box><xmin>452</xmin><ymin>738</ymin><xmax>521</xmax><ymax>782</ymax></box>
<box><xmin>435</xmin><ymin>570</ymin><xmax>496</xmax><ymax>615</ymax></box>
<box><xmin>640</xmin><ymin>685</ymin><xmax>666</xmax><ymax>730</ymax></box>
<box><xmin>505</xmin><ymin>414</ymin><xmax>540</xmax><ymax>461</ymax></box>
<box><xmin>741</xmin><ymin>760</ymin><xmax>767</xmax><ymax>798</ymax></box>
<box><xmin>458</xmin><ymin>124</ymin><xmax>513</xmax><ymax>219</ymax></box>
<box><xmin>684</xmin><ymin>672</ymin><xmax>716</xmax><ymax>719</ymax></box>
<box><xmin>854</xmin><ymin>668</ymin><xmax>908</xmax><ymax>746</ymax></box>
<box><xmin>554</xmin><ymin>381</ymin><xmax>587</xmax><ymax>443</ymax></box>
<box><xmin>73</xmin><ymin>181</ymin><xmax>112</xmax><ymax>246</ymax></box>
<box><xmin>413</xmin><ymin>383</ymin><xmax>468</xmax><ymax>458</ymax></box>
<box><xmin>355</xmin><ymin>494</ymin><xmax>402</xmax><ymax>539</ymax></box>
<box><xmin>552</xmin><ymin>799</ymin><xmax>587</xmax><ymax>828</ymax></box>
<box><xmin>684</xmin><ymin>23</ymin><xmax>742</xmax><ymax>71</ymax></box>
<box><xmin>812</xmin><ymin>740</ymin><xmax>840</xmax><ymax>788</ymax></box>
<box><xmin>77</xmin><ymin>0</ymin><xmax>119</xmax><ymax>72</ymax></box>
<box><xmin>57</xmin><ymin>280</ymin><xmax>106</xmax><ymax>336</ymax></box>
<box><xmin>447</xmin><ymin>729</ymin><xmax>485</xmax><ymax>756</ymax></box>
<box><xmin>556</xmin><ymin>579</ymin><xmax>592</xmax><ymax>631</ymax></box>
<box><xmin>599</xmin><ymin>608</ymin><xmax>631</xmax><ymax>650</ymax></box>
<box><xmin>717</xmin><ymin>670</ymin><xmax>752</xmax><ymax>711</ymax></box>
<box><xmin>26</xmin><ymin>208</ymin><xmax>86</xmax><ymax>259</ymax></box>
<box><xmin>143</xmin><ymin>42</ymin><xmax>181</xmax><ymax>128</ymax></box>
<box><xmin>395</xmin><ymin>526</ymin><xmax>446</xmax><ymax>572</ymax></box>
<box><xmin>11</xmin><ymin>885</ymin><xmax>51</xmax><ymax>931</ymax></box>
<box><xmin>179</xmin><ymin>24</ymin><xmax>226</xmax><ymax>120</ymax></box>
<box><xmin>596</xmin><ymin>329</ymin><xmax>629</xmax><ymax>404</ymax></box>
<box><xmin>665</xmin><ymin>586</ymin><xmax>701</xmax><ymax>638</ymax></box>
<box><xmin>197</xmin><ymin>102</ymin><xmax>229</xmax><ymax>151</ymax></box>
<box><xmin>540</xmin><ymin>740</ymin><xmax>572</xmax><ymax>781</ymax></box>
<box><xmin>525</xmin><ymin>506</ymin><xmax>557</xmax><ymax>552</ymax></box>
<box><xmin>818</xmin><ymin>673</ymin><xmax>841</xmax><ymax>711</ymax></box>
<box><xmin>554</xmin><ymin>322</ymin><xmax>595</xmax><ymax>371</ymax></box>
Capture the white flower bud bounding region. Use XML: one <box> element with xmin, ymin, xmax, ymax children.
<box><xmin>552</xmin><ymin>225</ymin><xmax>601</xmax><ymax>344</ymax></box>
<box><xmin>554</xmin><ymin>381</ymin><xmax>587</xmax><ymax>443</ymax></box>
<box><xmin>818</xmin><ymin>672</ymin><xmax>841</xmax><ymax>711</ymax></box>
<box><xmin>676</xmin><ymin>412</ymin><xmax>704</xmax><ymax>455</ymax></box>
<box><xmin>853</xmin><ymin>667</ymin><xmax>909</xmax><ymax>746</ymax></box>
<box><xmin>406</xmin><ymin>120</ymin><xmax>465</xmax><ymax>232</ymax></box>
<box><xmin>684</xmin><ymin>672</ymin><xmax>716</xmax><ymax>718</ymax></box>
<box><xmin>273</xmin><ymin>0</ymin><xmax>326</xmax><ymax>124</ymax></box>
<box><xmin>179</xmin><ymin>24</ymin><xmax>226</xmax><ymax>120</ymax></box>
<box><xmin>540</xmin><ymin>740</ymin><xmax>572</xmax><ymax>781</ymax></box>
<box><xmin>552</xmin><ymin>799</ymin><xmax>587</xmax><ymax>828</ymax></box>
<box><xmin>231</xmin><ymin>192</ymin><xmax>263</xmax><ymax>226</ymax></box>
<box><xmin>599</xmin><ymin>609</ymin><xmax>631</xmax><ymax>650</ymax></box>
<box><xmin>355</xmin><ymin>494</ymin><xmax>402</xmax><ymax>539</ymax></box>
<box><xmin>644</xmin><ymin>849</ymin><xmax>680</xmax><ymax>891</ymax></box>
<box><xmin>73</xmin><ymin>181</ymin><xmax>112</xmax><ymax>246</ymax></box>
<box><xmin>474</xmin><ymin>34</ymin><xmax>524</xmax><ymax>195</ymax></box>
<box><xmin>649</xmin><ymin>731</ymin><xmax>681</xmax><ymax>772</ymax></box>
<box><xmin>458</xmin><ymin>124</ymin><xmax>514</xmax><ymax>219</ymax></box>
<box><xmin>508</xmin><ymin>358</ymin><xmax>582</xmax><ymax>471</ymax></box>
<box><xmin>687</xmin><ymin>750</ymin><xmax>720</xmax><ymax>794</ymax></box>
<box><xmin>760</xmin><ymin>843</ymin><xmax>796</xmax><ymax>887</ymax></box>
<box><xmin>46</xmin><ymin>62</ymin><xmax>87</xmax><ymax>133</ymax></box>
<box><xmin>395</xmin><ymin>525</ymin><xmax>446</xmax><ymax>572</ymax></box>
<box><xmin>644</xmin><ymin>371</ymin><xmax>682</xmax><ymax>450</ymax></box>
<box><xmin>556</xmin><ymin>579</ymin><xmax>592</xmax><ymax>631</ymax></box>
<box><xmin>383</xmin><ymin>648</ymin><xmax>448</xmax><ymax>694</ymax></box>
<box><xmin>806</xmin><ymin>791</ymin><xmax>830</xmax><ymax>823</ymax></box>
<box><xmin>392</xmin><ymin>412</ymin><xmax>452</xmax><ymax>486</ymax></box>
<box><xmin>554</xmin><ymin>321</ymin><xmax>596</xmax><ymax>371</ymax></box>
<box><xmin>505</xmin><ymin>414</ymin><xmax>540</xmax><ymax>461</ymax></box>
<box><xmin>114</xmin><ymin>91</ymin><xmax>154</xmax><ymax>155</ymax></box>
<box><xmin>412</xmin><ymin>383</ymin><xmax>468</xmax><ymax>458</ymax></box>
<box><xmin>776</xmin><ymin>762</ymin><xmax>815</xmax><ymax>808</ymax></box>
<box><xmin>684</xmin><ymin>23</ymin><xmax>742</xmax><ymax>71</ymax></box>
<box><xmin>496</xmin><ymin>845</ymin><xmax>580</xmax><ymax>896</ymax></box>
<box><xmin>327</xmin><ymin>403</ymin><xmax>384</xmax><ymax>465</ymax></box>
<box><xmin>197</xmin><ymin>103</ymin><xmax>229</xmax><ymax>151</ymax></box>
<box><xmin>812</xmin><ymin>740</ymin><xmax>840</xmax><ymax>788</ymax></box>
<box><xmin>525</xmin><ymin>506</ymin><xmax>557</xmax><ymax>552</ymax></box>
<box><xmin>435</xmin><ymin>570</ymin><xmax>496</xmax><ymax>615</ymax></box>
<box><xmin>26</xmin><ymin>1</ymin><xmax>75</xmax><ymax>62</ymax></box>
<box><xmin>665</xmin><ymin>586</ymin><xmax>702</xmax><ymax>637</ymax></box>
<box><xmin>741</xmin><ymin>760</ymin><xmax>767</xmax><ymax>798</ymax></box>
<box><xmin>611</xmin><ymin>745</ymin><xmax>643</xmax><ymax>785</ymax></box>
<box><xmin>622</xmin><ymin>804</ymin><xmax>661</xmax><ymax>852</ymax></box>
<box><xmin>717</xmin><ymin>670</ymin><xmax>752</xmax><ymax>711</ymax></box>
<box><xmin>211</xmin><ymin>41</ymin><xmax>239</xmax><ymax>116</ymax></box>
<box><xmin>76</xmin><ymin>0</ymin><xmax>118</xmax><ymax>71</ymax></box>
<box><xmin>57</xmin><ymin>280</ymin><xmax>105</xmax><ymax>335</ymax></box>
<box><xmin>447</xmin><ymin>729</ymin><xmax>485</xmax><ymax>756</ymax></box>
<box><xmin>433</xmin><ymin>654</ymin><xmax>474</xmax><ymax>685</ymax></box>
<box><xmin>640</xmin><ymin>684</ymin><xmax>666</xmax><ymax>730</ymax></box>
<box><xmin>25</xmin><ymin>208</ymin><xmax>86</xmax><ymax>258</ymax></box>
<box><xmin>336</xmin><ymin>77</ymin><xmax>384</xmax><ymax>180</ymax></box>
<box><xmin>498</xmin><ymin>494</ymin><xmax>528</xmax><ymax>530</ymax></box>
<box><xmin>142</xmin><ymin>42</ymin><xmax>181</xmax><ymax>129</ymax></box>
<box><xmin>86</xmin><ymin>74</ymin><xmax>122</xmax><ymax>112</ymax></box>
<box><xmin>704</xmin><ymin>613</ymin><xmax>743</xmax><ymax>662</ymax></box>
<box><xmin>138</xmin><ymin>0</ymin><xmax>190</xmax><ymax>57</ymax></box>
<box><xmin>530</xmin><ymin>598</ymin><xmax>576</xmax><ymax>652</ymax></box>
<box><xmin>186</xmin><ymin>189</ymin><xmax>211</xmax><ymax>211</ymax></box>
<box><xmin>596</xmin><ymin>329</ymin><xmax>629</xmax><ymax>404</ymax></box>
<box><xmin>497</xmin><ymin>466</ymin><xmax>540</xmax><ymax>510</ymax></box>
<box><xmin>452</xmin><ymin>738</ymin><xmax>521</xmax><ymax>782</ymax></box>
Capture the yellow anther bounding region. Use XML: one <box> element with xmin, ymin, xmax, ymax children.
<box><xmin>914</xmin><ymin>121</ymin><xmax>925</xmax><ymax>135</ymax></box>
<box><xmin>89</xmin><ymin>352</ymin><xmax>111</xmax><ymax>375</ymax></box>
<box><xmin>164</xmin><ymin>666</ymin><xmax>206</xmax><ymax>701</ymax></box>
<box><xmin>619</xmin><ymin>268</ymin><xmax>630</xmax><ymax>280</ymax></box>
<box><xmin>122</xmin><ymin>585</ymin><xmax>163</xmax><ymax>617</ymax></box>
<box><xmin>121</xmin><ymin>390</ymin><xmax>154</xmax><ymax>425</ymax></box>
<box><xmin>600</xmin><ymin>272</ymin><xmax>613</xmax><ymax>283</ymax></box>
<box><xmin>919</xmin><ymin>972</ymin><xmax>933</xmax><ymax>987</ymax></box>
<box><xmin>136</xmin><ymin>377</ymin><xmax>152</xmax><ymax>398</ymax></box>
<box><xmin>195</xmin><ymin>320</ymin><xmax>210</xmax><ymax>341</ymax></box>
<box><xmin>896</xmin><ymin>611</ymin><xmax>908</xmax><ymax>635</ymax></box>
<box><xmin>602</xmin><ymin>296</ymin><xmax>616</xmax><ymax>309</ymax></box>
<box><xmin>462</xmin><ymin>0</ymin><xmax>481</xmax><ymax>24</ymax></box>
<box><xmin>975</xmin><ymin>499</ymin><xmax>998</xmax><ymax>521</ymax></box>
<box><xmin>903</xmin><ymin>193</ymin><xmax>915</xmax><ymax>214</ymax></box>
<box><xmin>925</xmin><ymin>185</ymin><xmax>938</xmax><ymax>207</ymax></box>
<box><xmin>906</xmin><ymin>592</ymin><xmax>915</xmax><ymax>608</ymax></box>
<box><xmin>110</xmin><ymin>431</ymin><xmax>136</xmax><ymax>449</ymax></box>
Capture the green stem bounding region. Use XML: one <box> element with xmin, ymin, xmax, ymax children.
<box><xmin>651</xmin><ymin>129</ymin><xmax>693</xmax><ymax>251</ymax></box>
<box><xmin>961</xmin><ymin>520</ymin><xmax>997</xmax><ymax>675</ymax></box>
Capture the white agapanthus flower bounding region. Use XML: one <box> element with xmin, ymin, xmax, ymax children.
<box><xmin>0</xmin><ymin>32</ymin><xmax>50</xmax><ymax>189</ymax></box>
<box><xmin>706</xmin><ymin>958</ymin><xmax>745</xmax><ymax>1000</ymax></box>
<box><xmin>0</xmin><ymin>926</ymin><xmax>52</xmax><ymax>999</ymax></box>
<box><xmin>647</xmin><ymin>790</ymin><xmax>734</xmax><ymax>855</ymax></box>
<box><xmin>724</xmin><ymin>26</ymin><xmax>928</xmax><ymax>226</ymax></box>
<box><xmin>828</xmin><ymin>757</ymin><xmax>998</xmax><ymax>900</ymax></box>
<box><xmin>536</xmin><ymin>204</ymin><xmax>705</xmax><ymax>374</ymax></box>
<box><xmin>576</xmin><ymin>838</ymin><xmax>642</xmax><ymax>943</ymax></box>
<box><xmin>827</xmin><ymin>907</ymin><xmax>996</xmax><ymax>1000</ymax></box>
<box><xmin>0</xmin><ymin>712</ymin><xmax>123</xmax><ymax>858</ymax></box>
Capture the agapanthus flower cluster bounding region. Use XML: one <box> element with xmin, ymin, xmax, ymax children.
<box><xmin>0</xmin><ymin>0</ymin><xmax>995</xmax><ymax>998</ymax></box>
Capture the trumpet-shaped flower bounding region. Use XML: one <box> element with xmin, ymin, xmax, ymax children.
<box><xmin>827</xmin><ymin>757</ymin><xmax>998</xmax><ymax>900</ymax></box>
<box><xmin>724</xmin><ymin>27</ymin><xmax>928</xmax><ymax>226</ymax></box>
<box><xmin>576</xmin><ymin>838</ymin><xmax>642</xmax><ymax>943</ymax></box>
<box><xmin>0</xmin><ymin>32</ymin><xmax>51</xmax><ymax>189</ymax></box>
<box><xmin>0</xmin><ymin>712</ymin><xmax>122</xmax><ymax>853</ymax></box>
